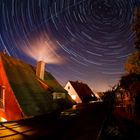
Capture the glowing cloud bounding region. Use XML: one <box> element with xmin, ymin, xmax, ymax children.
<box><xmin>23</xmin><ymin>36</ymin><xmax>65</xmax><ymax>64</ymax></box>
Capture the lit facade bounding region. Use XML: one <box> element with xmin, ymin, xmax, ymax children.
<box><xmin>65</xmin><ymin>81</ymin><xmax>82</xmax><ymax>103</ymax></box>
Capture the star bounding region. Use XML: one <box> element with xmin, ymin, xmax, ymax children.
<box><xmin>0</xmin><ymin>0</ymin><xmax>139</xmax><ymax>92</ymax></box>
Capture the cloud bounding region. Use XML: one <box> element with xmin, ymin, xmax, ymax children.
<box><xmin>22</xmin><ymin>35</ymin><xmax>65</xmax><ymax>64</ymax></box>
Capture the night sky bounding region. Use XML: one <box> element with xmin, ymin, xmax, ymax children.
<box><xmin>0</xmin><ymin>0</ymin><xmax>140</xmax><ymax>92</ymax></box>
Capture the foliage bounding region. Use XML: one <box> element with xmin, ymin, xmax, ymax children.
<box><xmin>132</xmin><ymin>8</ymin><xmax>140</xmax><ymax>49</ymax></box>
<box><xmin>102</xmin><ymin>90</ymin><xmax>112</xmax><ymax>102</ymax></box>
<box><xmin>125</xmin><ymin>51</ymin><xmax>140</xmax><ymax>74</ymax></box>
<box><xmin>118</xmin><ymin>7</ymin><xmax>140</xmax><ymax>118</ymax></box>
<box><xmin>102</xmin><ymin>90</ymin><xmax>115</xmax><ymax>112</ymax></box>
<box><xmin>120</xmin><ymin>73</ymin><xmax>140</xmax><ymax>117</ymax></box>
<box><xmin>120</xmin><ymin>73</ymin><xmax>140</xmax><ymax>90</ymax></box>
<box><xmin>127</xmin><ymin>8</ymin><xmax>140</xmax><ymax>74</ymax></box>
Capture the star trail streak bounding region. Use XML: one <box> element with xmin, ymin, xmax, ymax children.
<box><xmin>0</xmin><ymin>0</ymin><xmax>140</xmax><ymax>92</ymax></box>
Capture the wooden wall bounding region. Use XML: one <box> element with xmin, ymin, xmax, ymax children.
<box><xmin>0</xmin><ymin>60</ymin><xmax>23</xmax><ymax>121</ymax></box>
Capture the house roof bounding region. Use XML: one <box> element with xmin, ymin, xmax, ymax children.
<box><xmin>69</xmin><ymin>81</ymin><xmax>97</xmax><ymax>102</ymax></box>
<box><xmin>43</xmin><ymin>71</ymin><xmax>66</xmax><ymax>93</ymax></box>
<box><xmin>0</xmin><ymin>53</ymin><xmax>64</xmax><ymax>116</ymax></box>
<box><xmin>35</xmin><ymin>69</ymin><xmax>76</xmax><ymax>109</ymax></box>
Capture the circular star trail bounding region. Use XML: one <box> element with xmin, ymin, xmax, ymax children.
<box><xmin>0</xmin><ymin>0</ymin><xmax>139</xmax><ymax>91</ymax></box>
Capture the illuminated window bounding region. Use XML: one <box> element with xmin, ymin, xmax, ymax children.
<box><xmin>0</xmin><ymin>86</ymin><xmax>5</xmax><ymax>109</ymax></box>
<box><xmin>71</xmin><ymin>95</ymin><xmax>76</xmax><ymax>100</ymax></box>
<box><xmin>52</xmin><ymin>92</ymin><xmax>65</xmax><ymax>99</ymax></box>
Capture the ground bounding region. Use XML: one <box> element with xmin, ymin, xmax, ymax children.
<box><xmin>0</xmin><ymin>102</ymin><xmax>140</xmax><ymax>140</ymax></box>
<box><xmin>100</xmin><ymin>107</ymin><xmax>140</xmax><ymax>140</ymax></box>
<box><xmin>0</xmin><ymin>102</ymin><xmax>107</xmax><ymax>140</ymax></box>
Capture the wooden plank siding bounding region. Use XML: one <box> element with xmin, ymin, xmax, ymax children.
<box><xmin>0</xmin><ymin>60</ymin><xmax>23</xmax><ymax>121</ymax></box>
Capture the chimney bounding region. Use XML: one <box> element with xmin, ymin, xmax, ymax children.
<box><xmin>36</xmin><ymin>61</ymin><xmax>45</xmax><ymax>80</ymax></box>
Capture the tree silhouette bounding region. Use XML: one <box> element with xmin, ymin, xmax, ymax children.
<box><xmin>132</xmin><ymin>8</ymin><xmax>140</xmax><ymax>50</ymax></box>
<box><xmin>125</xmin><ymin>51</ymin><xmax>140</xmax><ymax>74</ymax></box>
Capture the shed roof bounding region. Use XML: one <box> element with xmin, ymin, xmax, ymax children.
<box><xmin>43</xmin><ymin>71</ymin><xmax>66</xmax><ymax>93</ymax></box>
<box><xmin>69</xmin><ymin>81</ymin><xmax>97</xmax><ymax>102</ymax></box>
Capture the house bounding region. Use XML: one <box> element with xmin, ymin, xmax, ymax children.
<box><xmin>64</xmin><ymin>81</ymin><xmax>97</xmax><ymax>103</ymax></box>
<box><xmin>0</xmin><ymin>52</ymin><xmax>75</xmax><ymax>121</ymax></box>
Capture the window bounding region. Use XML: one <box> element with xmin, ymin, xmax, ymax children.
<box><xmin>53</xmin><ymin>92</ymin><xmax>65</xmax><ymax>99</ymax></box>
<box><xmin>0</xmin><ymin>86</ymin><xmax>5</xmax><ymax>109</ymax></box>
<box><xmin>68</xmin><ymin>86</ymin><xmax>70</xmax><ymax>89</ymax></box>
<box><xmin>71</xmin><ymin>95</ymin><xmax>76</xmax><ymax>100</ymax></box>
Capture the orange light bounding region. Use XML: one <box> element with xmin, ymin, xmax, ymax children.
<box><xmin>71</xmin><ymin>95</ymin><xmax>76</xmax><ymax>100</ymax></box>
<box><xmin>0</xmin><ymin>117</ymin><xmax>7</xmax><ymax>122</ymax></box>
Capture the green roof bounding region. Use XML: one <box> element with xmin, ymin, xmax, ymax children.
<box><xmin>0</xmin><ymin>53</ymin><xmax>57</xmax><ymax>116</ymax></box>
<box><xmin>43</xmin><ymin>67</ymin><xmax>76</xmax><ymax>108</ymax></box>
<box><xmin>44</xmin><ymin>72</ymin><xmax>66</xmax><ymax>93</ymax></box>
